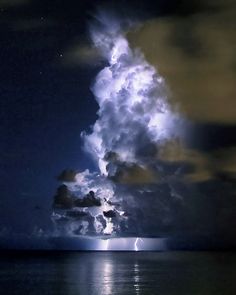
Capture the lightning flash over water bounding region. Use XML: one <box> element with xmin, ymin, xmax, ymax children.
<box><xmin>134</xmin><ymin>238</ymin><xmax>144</xmax><ymax>251</ymax></box>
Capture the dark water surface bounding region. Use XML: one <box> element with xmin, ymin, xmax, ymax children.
<box><xmin>0</xmin><ymin>251</ymin><xmax>236</xmax><ymax>295</ymax></box>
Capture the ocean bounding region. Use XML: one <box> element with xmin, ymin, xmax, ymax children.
<box><xmin>0</xmin><ymin>251</ymin><xmax>235</xmax><ymax>295</ymax></box>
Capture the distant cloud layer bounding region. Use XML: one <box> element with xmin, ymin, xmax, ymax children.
<box><xmin>0</xmin><ymin>0</ymin><xmax>30</xmax><ymax>7</ymax></box>
<box><xmin>128</xmin><ymin>1</ymin><xmax>236</xmax><ymax>124</ymax></box>
<box><xmin>63</xmin><ymin>44</ymin><xmax>102</xmax><ymax>67</ymax></box>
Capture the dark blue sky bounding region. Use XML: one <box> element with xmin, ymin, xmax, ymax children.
<box><xmin>0</xmin><ymin>0</ymin><xmax>101</xmax><ymax>233</ymax></box>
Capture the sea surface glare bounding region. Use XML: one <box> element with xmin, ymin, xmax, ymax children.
<box><xmin>0</xmin><ymin>251</ymin><xmax>236</xmax><ymax>295</ymax></box>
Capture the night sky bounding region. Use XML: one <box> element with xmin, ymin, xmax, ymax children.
<box><xmin>0</xmin><ymin>0</ymin><xmax>236</xmax><ymax>250</ymax></box>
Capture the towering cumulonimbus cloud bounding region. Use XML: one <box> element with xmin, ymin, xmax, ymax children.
<box><xmin>52</xmin><ymin>14</ymin><xmax>184</xmax><ymax>237</ymax></box>
<box><xmin>49</xmin><ymin>11</ymin><xmax>236</xmax><ymax>247</ymax></box>
<box><xmin>84</xmin><ymin>16</ymin><xmax>179</xmax><ymax>174</ymax></box>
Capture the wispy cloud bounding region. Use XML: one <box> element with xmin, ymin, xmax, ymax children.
<box><xmin>10</xmin><ymin>18</ymin><xmax>56</xmax><ymax>31</ymax></box>
<box><xmin>62</xmin><ymin>43</ymin><xmax>103</xmax><ymax>67</ymax></box>
<box><xmin>0</xmin><ymin>0</ymin><xmax>30</xmax><ymax>8</ymax></box>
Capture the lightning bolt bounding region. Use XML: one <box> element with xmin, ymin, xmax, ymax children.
<box><xmin>104</xmin><ymin>239</ymin><xmax>110</xmax><ymax>251</ymax></box>
<box><xmin>134</xmin><ymin>238</ymin><xmax>144</xmax><ymax>251</ymax></box>
<box><xmin>134</xmin><ymin>238</ymin><xmax>141</xmax><ymax>251</ymax></box>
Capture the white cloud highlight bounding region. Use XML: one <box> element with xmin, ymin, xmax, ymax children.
<box><xmin>52</xmin><ymin>15</ymin><xmax>184</xmax><ymax>238</ymax></box>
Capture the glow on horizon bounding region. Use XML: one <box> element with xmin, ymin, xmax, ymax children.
<box><xmin>134</xmin><ymin>238</ymin><xmax>143</xmax><ymax>251</ymax></box>
<box><xmin>98</xmin><ymin>237</ymin><xmax>167</xmax><ymax>251</ymax></box>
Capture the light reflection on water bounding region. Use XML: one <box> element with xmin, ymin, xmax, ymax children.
<box><xmin>1</xmin><ymin>252</ymin><xmax>236</xmax><ymax>295</ymax></box>
<box><xmin>134</xmin><ymin>262</ymin><xmax>140</xmax><ymax>295</ymax></box>
<box><xmin>101</xmin><ymin>260</ymin><xmax>113</xmax><ymax>295</ymax></box>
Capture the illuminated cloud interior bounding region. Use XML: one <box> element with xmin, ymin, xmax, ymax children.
<box><xmin>51</xmin><ymin>14</ymin><xmax>205</xmax><ymax>239</ymax></box>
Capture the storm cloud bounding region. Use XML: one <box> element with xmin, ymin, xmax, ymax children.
<box><xmin>52</xmin><ymin>10</ymin><xmax>236</xmax><ymax>242</ymax></box>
